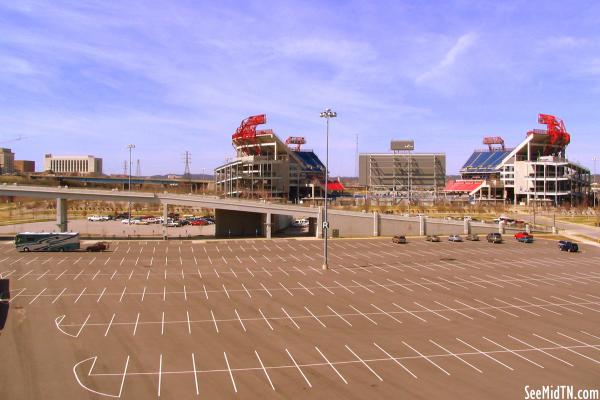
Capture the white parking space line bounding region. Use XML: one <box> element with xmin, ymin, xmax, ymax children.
<box><xmin>403</xmin><ymin>341</ymin><xmax>450</xmax><ymax>375</ymax></box>
<box><xmin>456</xmin><ymin>338</ymin><xmax>514</xmax><ymax>371</ymax></box>
<box><xmin>104</xmin><ymin>313</ymin><xmax>116</xmax><ymax>336</ymax></box>
<box><xmin>315</xmin><ymin>346</ymin><xmax>348</xmax><ymax>384</ymax></box>
<box><xmin>29</xmin><ymin>288</ymin><xmax>46</xmax><ymax>304</ymax></box>
<box><xmin>345</xmin><ymin>345</ymin><xmax>383</xmax><ymax>381</ymax></box>
<box><xmin>507</xmin><ymin>335</ymin><xmax>573</xmax><ymax>367</ymax></box>
<box><xmin>482</xmin><ymin>336</ymin><xmax>544</xmax><ymax>368</ymax></box>
<box><xmin>327</xmin><ymin>305</ymin><xmax>352</xmax><ymax>326</ymax></box>
<box><xmin>255</xmin><ymin>351</ymin><xmax>275</xmax><ymax>391</ymax></box>
<box><xmin>371</xmin><ymin>304</ymin><xmax>402</xmax><ymax>324</ymax></box>
<box><xmin>286</xmin><ymin>349</ymin><xmax>312</xmax><ymax>388</ymax></box>
<box><xmin>533</xmin><ymin>334</ymin><xmax>600</xmax><ymax>365</ymax></box>
<box><xmin>349</xmin><ymin>305</ymin><xmax>378</xmax><ymax>325</ymax></box>
<box><xmin>373</xmin><ymin>342</ymin><xmax>417</xmax><ymax>378</ymax></box>
<box><xmin>434</xmin><ymin>301</ymin><xmax>473</xmax><ymax>320</ymax></box>
<box><xmin>210</xmin><ymin>310</ymin><xmax>219</xmax><ymax>333</ymax></box>
<box><xmin>234</xmin><ymin>309</ymin><xmax>247</xmax><ymax>332</ymax></box>
<box><xmin>304</xmin><ymin>306</ymin><xmax>327</xmax><ymax>328</ymax></box>
<box><xmin>429</xmin><ymin>339</ymin><xmax>482</xmax><ymax>373</ymax></box>
<box><xmin>191</xmin><ymin>353</ymin><xmax>200</xmax><ymax>395</ymax></box>
<box><xmin>494</xmin><ymin>298</ymin><xmax>541</xmax><ymax>316</ymax></box>
<box><xmin>258</xmin><ymin>308</ymin><xmax>274</xmax><ymax>331</ymax></box>
<box><xmin>453</xmin><ymin>300</ymin><xmax>496</xmax><ymax>319</ymax></box>
<box><xmin>74</xmin><ymin>287</ymin><xmax>87</xmax><ymax>303</ymax></box>
<box><xmin>281</xmin><ymin>307</ymin><xmax>301</xmax><ymax>330</ymax></box>
<box><xmin>534</xmin><ymin>296</ymin><xmax>582</xmax><ymax>315</ymax></box>
<box><xmin>52</xmin><ymin>288</ymin><xmax>67</xmax><ymax>304</ymax></box>
<box><xmin>414</xmin><ymin>302</ymin><xmax>450</xmax><ymax>321</ymax></box>
<box><xmin>471</xmin><ymin>299</ymin><xmax>516</xmax><ymax>318</ymax></box>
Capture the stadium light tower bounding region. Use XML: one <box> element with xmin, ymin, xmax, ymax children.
<box><xmin>127</xmin><ymin>144</ymin><xmax>135</xmax><ymax>224</ymax></box>
<box><xmin>320</xmin><ymin>108</ymin><xmax>337</xmax><ymax>270</ymax></box>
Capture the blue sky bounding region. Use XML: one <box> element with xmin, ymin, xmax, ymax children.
<box><xmin>1</xmin><ymin>1</ymin><xmax>599</xmax><ymax>176</ymax></box>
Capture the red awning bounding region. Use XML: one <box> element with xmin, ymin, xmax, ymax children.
<box><xmin>326</xmin><ymin>181</ymin><xmax>345</xmax><ymax>191</ymax></box>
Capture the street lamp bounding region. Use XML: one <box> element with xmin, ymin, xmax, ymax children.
<box><xmin>127</xmin><ymin>144</ymin><xmax>135</xmax><ymax>224</ymax></box>
<box><xmin>320</xmin><ymin>108</ymin><xmax>337</xmax><ymax>270</ymax></box>
<box><xmin>593</xmin><ymin>156</ymin><xmax>598</xmax><ymax>208</ymax></box>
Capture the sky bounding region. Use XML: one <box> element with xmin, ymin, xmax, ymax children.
<box><xmin>1</xmin><ymin>0</ymin><xmax>600</xmax><ymax>176</ymax></box>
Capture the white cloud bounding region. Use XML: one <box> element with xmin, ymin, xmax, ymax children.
<box><xmin>415</xmin><ymin>32</ymin><xmax>478</xmax><ymax>85</ymax></box>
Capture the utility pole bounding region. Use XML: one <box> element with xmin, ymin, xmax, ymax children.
<box><xmin>127</xmin><ymin>144</ymin><xmax>135</xmax><ymax>224</ymax></box>
<box><xmin>593</xmin><ymin>156</ymin><xmax>598</xmax><ymax>208</ymax></box>
<box><xmin>136</xmin><ymin>159</ymin><xmax>141</xmax><ymax>177</ymax></box>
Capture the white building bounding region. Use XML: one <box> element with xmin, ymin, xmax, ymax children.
<box><xmin>43</xmin><ymin>154</ymin><xmax>103</xmax><ymax>175</ymax></box>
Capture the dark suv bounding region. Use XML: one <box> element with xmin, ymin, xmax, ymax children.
<box><xmin>486</xmin><ymin>233</ymin><xmax>503</xmax><ymax>243</ymax></box>
<box><xmin>392</xmin><ymin>235</ymin><xmax>407</xmax><ymax>244</ymax></box>
<box><xmin>558</xmin><ymin>241</ymin><xmax>579</xmax><ymax>252</ymax></box>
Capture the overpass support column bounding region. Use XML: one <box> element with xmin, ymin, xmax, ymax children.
<box><xmin>265</xmin><ymin>213</ymin><xmax>272</xmax><ymax>239</ymax></box>
<box><xmin>373</xmin><ymin>211</ymin><xmax>379</xmax><ymax>237</ymax></box>
<box><xmin>464</xmin><ymin>218</ymin><xmax>471</xmax><ymax>235</ymax></box>
<box><xmin>162</xmin><ymin>203</ymin><xmax>168</xmax><ymax>240</ymax></box>
<box><xmin>56</xmin><ymin>198</ymin><xmax>67</xmax><ymax>232</ymax></box>
<box><xmin>420</xmin><ymin>215</ymin><xmax>427</xmax><ymax>236</ymax></box>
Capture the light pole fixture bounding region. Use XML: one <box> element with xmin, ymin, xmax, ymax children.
<box><xmin>320</xmin><ymin>108</ymin><xmax>337</xmax><ymax>270</ymax></box>
<box><xmin>127</xmin><ymin>144</ymin><xmax>135</xmax><ymax>224</ymax></box>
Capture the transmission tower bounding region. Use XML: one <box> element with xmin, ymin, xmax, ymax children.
<box><xmin>182</xmin><ymin>151</ymin><xmax>192</xmax><ymax>179</ymax></box>
<box><xmin>136</xmin><ymin>159</ymin><xmax>141</xmax><ymax>177</ymax></box>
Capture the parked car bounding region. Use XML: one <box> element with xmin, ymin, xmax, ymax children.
<box><xmin>515</xmin><ymin>232</ymin><xmax>534</xmax><ymax>243</ymax></box>
<box><xmin>191</xmin><ymin>219</ymin><xmax>208</xmax><ymax>226</ymax></box>
<box><xmin>466</xmin><ymin>234</ymin><xmax>479</xmax><ymax>241</ymax></box>
<box><xmin>292</xmin><ymin>218</ymin><xmax>309</xmax><ymax>227</ymax></box>
<box><xmin>392</xmin><ymin>235</ymin><xmax>407</xmax><ymax>244</ymax></box>
<box><xmin>448</xmin><ymin>234</ymin><xmax>463</xmax><ymax>242</ymax></box>
<box><xmin>486</xmin><ymin>233</ymin><xmax>503</xmax><ymax>243</ymax></box>
<box><xmin>167</xmin><ymin>220</ymin><xmax>181</xmax><ymax>227</ymax></box>
<box><xmin>87</xmin><ymin>215</ymin><xmax>104</xmax><ymax>222</ymax></box>
<box><xmin>86</xmin><ymin>241</ymin><xmax>109</xmax><ymax>252</ymax></box>
<box><xmin>426</xmin><ymin>235</ymin><xmax>440</xmax><ymax>242</ymax></box>
<box><xmin>559</xmin><ymin>241</ymin><xmax>579</xmax><ymax>252</ymax></box>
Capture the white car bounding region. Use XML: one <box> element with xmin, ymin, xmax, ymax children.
<box><xmin>292</xmin><ymin>218</ymin><xmax>309</xmax><ymax>227</ymax></box>
<box><xmin>87</xmin><ymin>215</ymin><xmax>104</xmax><ymax>222</ymax></box>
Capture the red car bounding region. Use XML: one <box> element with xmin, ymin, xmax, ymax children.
<box><xmin>514</xmin><ymin>232</ymin><xmax>533</xmax><ymax>240</ymax></box>
<box><xmin>191</xmin><ymin>219</ymin><xmax>208</xmax><ymax>226</ymax></box>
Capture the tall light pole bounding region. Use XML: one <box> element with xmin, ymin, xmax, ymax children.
<box><xmin>320</xmin><ymin>108</ymin><xmax>336</xmax><ymax>270</ymax></box>
<box><xmin>127</xmin><ymin>144</ymin><xmax>135</xmax><ymax>224</ymax></box>
<box><xmin>593</xmin><ymin>156</ymin><xmax>598</xmax><ymax>208</ymax></box>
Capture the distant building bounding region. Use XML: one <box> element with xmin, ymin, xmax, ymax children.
<box><xmin>43</xmin><ymin>154</ymin><xmax>103</xmax><ymax>175</ymax></box>
<box><xmin>0</xmin><ymin>148</ymin><xmax>15</xmax><ymax>174</ymax></box>
<box><xmin>14</xmin><ymin>160</ymin><xmax>35</xmax><ymax>173</ymax></box>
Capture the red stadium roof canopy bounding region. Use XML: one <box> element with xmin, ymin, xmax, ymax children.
<box><xmin>444</xmin><ymin>180</ymin><xmax>483</xmax><ymax>193</ymax></box>
<box><xmin>326</xmin><ymin>181</ymin><xmax>345</xmax><ymax>192</ymax></box>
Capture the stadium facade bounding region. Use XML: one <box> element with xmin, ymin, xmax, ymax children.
<box><xmin>445</xmin><ymin>114</ymin><xmax>591</xmax><ymax>205</ymax></box>
<box><xmin>358</xmin><ymin>140</ymin><xmax>446</xmax><ymax>199</ymax></box>
<box><xmin>215</xmin><ymin>115</ymin><xmax>334</xmax><ymax>201</ymax></box>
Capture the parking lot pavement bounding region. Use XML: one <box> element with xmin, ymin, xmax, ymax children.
<box><xmin>1</xmin><ymin>237</ymin><xmax>599</xmax><ymax>399</ymax></box>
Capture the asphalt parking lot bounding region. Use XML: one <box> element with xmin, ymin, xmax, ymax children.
<box><xmin>1</xmin><ymin>237</ymin><xmax>599</xmax><ymax>399</ymax></box>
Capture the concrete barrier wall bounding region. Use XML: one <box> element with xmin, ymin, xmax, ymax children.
<box><xmin>380</xmin><ymin>215</ymin><xmax>420</xmax><ymax>236</ymax></box>
<box><xmin>328</xmin><ymin>212</ymin><xmax>373</xmax><ymax>237</ymax></box>
<box><xmin>426</xmin><ymin>221</ymin><xmax>465</xmax><ymax>235</ymax></box>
